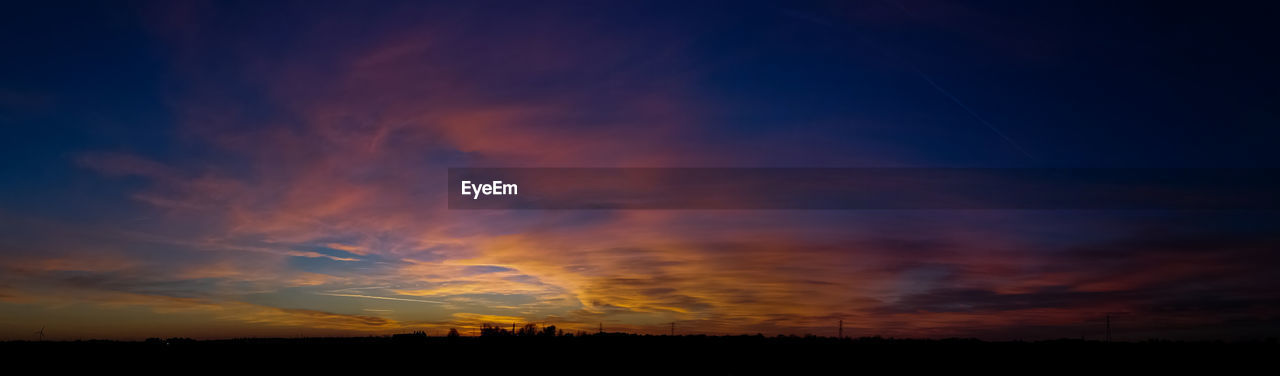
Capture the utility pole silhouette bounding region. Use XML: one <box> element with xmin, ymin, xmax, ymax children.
<box><xmin>670</xmin><ymin>321</ymin><xmax>675</xmax><ymax>336</ymax></box>
<box><xmin>35</xmin><ymin>325</ymin><xmax>45</xmax><ymax>341</ymax></box>
<box><xmin>838</xmin><ymin>320</ymin><xmax>843</xmax><ymax>339</ymax></box>
<box><xmin>598</xmin><ymin>322</ymin><xmax>603</xmax><ymax>335</ymax></box>
<box><xmin>1105</xmin><ymin>315</ymin><xmax>1112</xmax><ymax>342</ymax></box>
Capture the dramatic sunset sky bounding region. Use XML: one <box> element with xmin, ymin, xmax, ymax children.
<box><xmin>2</xmin><ymin>1</ymin><xmax>1278</xmax><ymax>341</ymax></box>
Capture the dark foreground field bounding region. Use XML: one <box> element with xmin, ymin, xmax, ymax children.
<box><xmin>3</xmin><ymin>335</ymin><xmax>1276</xmax><ymax>372</ymax></box>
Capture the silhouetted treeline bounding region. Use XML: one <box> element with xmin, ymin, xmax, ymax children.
<box><xmin>479</xmin><ymin>323</ymin><xmax>580</xmax><ymax>337</ymax></box>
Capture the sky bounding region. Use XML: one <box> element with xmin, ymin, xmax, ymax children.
<box><xmin>1</xmin><ymin>0</ymin><xmax>1278</xmax><ymax>341</ymax></box>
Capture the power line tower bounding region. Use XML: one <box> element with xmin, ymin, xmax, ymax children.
<box><xmin>838</xmin><ymin>320</ymin><xmax>843</xmax><ymax>339</ymax></box>
<box><xmin>598</xmin><ymin>322</ymin><xmax>603</xmax><ymax>335</ymax></box>
<box><xmin>670</xmin><ymin>321</ymin><xmax>675</xmax><ymax>336</ymax></box>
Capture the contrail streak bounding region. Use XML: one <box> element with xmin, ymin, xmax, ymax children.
<box><xmin>787</xmin><ymin>2</ymin><xmax>1037</xmax><ymax>159</ymax></box>
<box><xmin>910</xmin><ymin>67</ymin><xmax>1035</xmax><ymax>159</ymax></box>
<box><xmin>317</xmin><ymin>292</ymin><xmax>444</xmax><ymax>304</ymax></box>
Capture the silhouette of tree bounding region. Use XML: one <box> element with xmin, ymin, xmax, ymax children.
<box><xmin>480</xmin><ymin>323</ymin><xmax>513</xmax><ymax>337</ymax></box>
<box><xmin>517</xmin><ymin>323</ymin><xmax>539</xmax><ymax>336</ymax></box>
<box><xmin>392</xmin><ymin>330</ymin><xmax>427</xmax><ymax>343</ymax></box>
<box><xmin>448</xmin><ymin>328</ymin><xmax>460</xmax><ymax>339</ymax></box>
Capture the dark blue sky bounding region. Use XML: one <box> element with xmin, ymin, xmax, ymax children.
<box><xmin>5</xmin><ymin>1</ymin><xmax>1279</xmax><ymax>172</ymax></box>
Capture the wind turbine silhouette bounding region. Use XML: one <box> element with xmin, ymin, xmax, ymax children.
<box><xmin>34</xmin><ymin>325</ymin><xmax>45</xmax><ymax>341</ymax></box>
